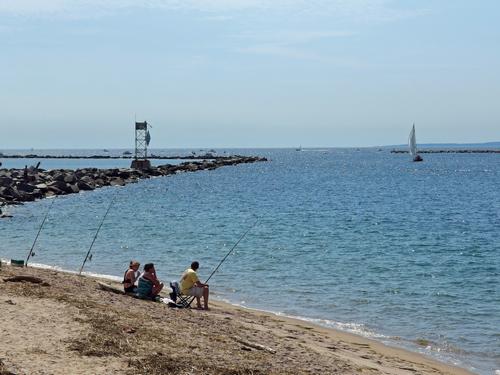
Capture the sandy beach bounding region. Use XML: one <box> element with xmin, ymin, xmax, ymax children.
<box><xmin>0</xmin><ymin>263</ymin><xmax>474</xmax><ymax>375</ymax></box>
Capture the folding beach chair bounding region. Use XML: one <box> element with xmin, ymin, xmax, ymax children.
<box><xmin>169</xmin><ymin>281</ymin><xmax>193</xmax><ymax>308</ymax></box>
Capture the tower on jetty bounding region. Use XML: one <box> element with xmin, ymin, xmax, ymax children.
<box><xmin>130</xmin><ymin>121</ymin><xmax>152</xmax><ymax>170</ymax></box>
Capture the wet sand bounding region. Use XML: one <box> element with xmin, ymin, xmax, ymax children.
<box><xmin>0</xmin><ymin>264</ymin><xmax>474</xmax><ymax>375</ymax></box>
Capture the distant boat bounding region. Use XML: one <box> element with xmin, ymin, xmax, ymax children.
<box><xmin>408</xmin><ymin>124</ymin><xmax>423</xmax><ymax>162</ymax></box>
<box><xmin>123</xmin><ymin>151</ymin><xmax>132</xmax><ymax>155</ymax></box>
<box><xmin>295</xmin><ymin>145</ymin><xmax>302</xmax><ymax>151</ymax></box>
<box><xmin>103</xmin><ymin>149</ymin><xmax>109</xmax><ymax>152</ymax></box>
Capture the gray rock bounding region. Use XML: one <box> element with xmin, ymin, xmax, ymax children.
<box><xmin>80</xmin><ymin>175</ymin><xmax>94</xmax><ymax>184</ymax></box>
<box><xmin>47</xmin><ymin>180</ymin><xmax>68</xmax><ymax>191</ymax></box>
<box><xmin>109</xmin><ymin>178</ymin><xmax>124</xmax><ymax>186</ymax></box>
<box><xmin>64</xmin><ymin>173</ymin><xmax>77</xmax><ymax>184</ymax></box>
<box><xmin>69</xmin><ymin>184</ymin><xmax>79</xmax><ymax>193</ymax></box>
<box><xmin>53</xmin><ymin>173</ymin><xmax>66</xmax><ymax>182</ymax></box>
<box><xmin>0</xmin><ymin>176</ymin><xmax>13</xmax><ymax>186</ymax></box>
<box><xmin>47</xmin><ymin>186</ymin><xmax>65</xmax><ymax>195</ymax></box>
<box><xmin>77</xmin><ymin>181</ymin><xmax>94</xmax><ymax>191</ymax></box>
<box><xmin>16</xmin><ymin>182</ymin><xmax>36</xmax><ymax>193</ymax></box>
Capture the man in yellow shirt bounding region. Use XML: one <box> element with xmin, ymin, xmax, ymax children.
<box><xmin>180</xmin><ymin>261</ymin><xmax>209</xmax><ymax>310</ymax></box>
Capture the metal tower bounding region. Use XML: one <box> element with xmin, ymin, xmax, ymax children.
<box><xmin>134</xmin><ymin>121</ymin><xmax>149</xmax><ymax>159</ymax></box>
<box><xmin>131</xmin><ymin>121</ymin><xmax>152</xmax><ymax>169</ymax></box>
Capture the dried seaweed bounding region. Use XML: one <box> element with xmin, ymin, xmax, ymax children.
<box><xmin>0</xmin><ymin>359</ymin><xmax>15</xmax><ymax>375</ymax></box>
<box><xmin>127</xmin><ymin>353</ymin><xmax>271</xmax><ymax>375</ymax></box>
<box><xmin>68</xmin><ymin>312</ymin><xmax>138</xmax><ymax>357</ymax></box>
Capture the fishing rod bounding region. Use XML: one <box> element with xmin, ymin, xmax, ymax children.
<box><xmin>79</xmin><ymin>196</ymin><xmax>115</xmax><ymax>275</ymax></box>
<box><xmin>183</xmin><ymin>217</ymin><xmax>259</xmax><ymax>307</ymax></box>
<box><xmin>205</xmin><ymin>217</ymin><xmax>260</xmax><ymax>284</ymax></box>
<box><xmin>25</xmin><ymin>197</ymin><xmax>56</xmax><ymax>266</ymax></box>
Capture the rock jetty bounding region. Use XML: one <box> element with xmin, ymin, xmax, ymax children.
<box><xmin>0</xmin><ymin>152</ymin><xmax>231</xmax><ymax>160</ymax></box>
<box><xmin>0</xmin><ymin>156</ymin><xmax>266</xmax><ymax>207</ymax></box>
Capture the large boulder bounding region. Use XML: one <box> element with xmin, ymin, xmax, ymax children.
<box><xmin>77</xmin><ymin>181</ymin><xmax>94</xmax><ymax>191</ymax></box>
<box><xmin>64</xmin><ymin>173</ymin><xmax>77</xmax><ymax>184</ymax></box>
<box><xmin>47</xmin><ymin>186</ymin><xmax>65</xmax><ymax>195</ymax></box>
<box><xmin>118</xmin><ymin>170</ymin><xmax>131</xmax><ymax>179</ymax></box>
<box><xmin>80</xmin><ymin>175</ymin><xmax>94</xmax><ymax>184</ymax></box>
<box><xmin>16</xmin><ymin>182</ymin><xmax>36</xmax><ymax>193</ymax></box>
<box><xmin>52</xmin><ymin>172</ymin><xmax>67</xmax><ymax>182</ymax></box>
<box><xmin>35</xmin><ymin>183</ymin><xmax>48</xmax><ymax>191</ymax></box>
<box><xmin>0</xmin><ymin>176</ymin><xmax>13</xmax><ymax>186</ymax></box>
<box><xmin>109</xmin><ymin>178</ymin><xmax>125</xmax><ymax>186</ymax></box>
<box><xmin>108</xmin><ymin>169</ymin><xmax>120</xmax><ymax>178</ymax></box>
<box><xmin>31</xmin><ymin>189</ymin><xmax>44</xmax><ymax>198</ymax></box>
<box><xmin>94</xmin><ymin>178</ymin><xmax>106</xmax><ymax>187</ymax></box>
<box><xmin>68</xmin><ymin>184</ymin><xmax>80</xmax><ymax>193</ymax></box>
<box><xmin>21</xmin><ymin>192</ymin><xmax>36</xmax><ymax>201</ymax></box>
<box><xmin>47</xmin><ymin>180</ymin><xmax>73</xmax><ymax>194</ymax></box>
<box><xmin>45</xmin><ymin>189</ymin><xmax>58</xmax><ymax>197</ymax></box>
<box><xmin>47</xmin><ymin>180</ymin><xmax>68</xmax><ymax>191</ymax></box>
<box><xmin>0</xmin><ymin>186</ymin><xmax>22</xmax><ymax>201</ymax></box>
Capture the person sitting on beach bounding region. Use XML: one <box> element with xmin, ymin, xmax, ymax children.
<box><xmin>122</xmin><ymin>260</ymin><xmax>140</xmax><ymax>293</ymax></box>
<box><xmin>136</xmin><ymin>263</ymin><xmax>164</xmax><ymax>300</ymax></box>
<box><xmin>180</xmin><ymin>261</ymin><xmax>209</xmax><ymax>310</ymax></box>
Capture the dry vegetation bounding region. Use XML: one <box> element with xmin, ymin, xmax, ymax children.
<box><xmin>0</xmin><ymin>265</ymin><xmax>473</xmax><ymax>375</ymax></box>
<box><xmin>0</xmin><ymin>266</ymin><xmax>348</xmax><ymax>374</ymax></box>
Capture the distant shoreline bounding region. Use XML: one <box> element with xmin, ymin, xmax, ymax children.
<box><xmin>0</xmin><ymin>153</ymin><xmax>232</xmax><ymax>160</ymax></box>
<box><xmin>391</xmin><ymin>149</ymin><xmax>500</xmax><ymax>154</ymax></box>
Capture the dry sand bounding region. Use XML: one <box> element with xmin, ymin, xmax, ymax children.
<box><xmin>0</xmin><ymin>264</ymin><xmax>474</xmax><ymax>375</ymax></box>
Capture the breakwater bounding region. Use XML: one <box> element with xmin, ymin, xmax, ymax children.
<box><xmin>0</xmin><ymin>152</ymin><xmax>225</xmax><ymax>160</ymax></box>
<box><xmin>391</xmin><ymin>149</ymin><xmax>500</xmax><ymax>154</ymax></box>
<box><xmin>0</xmin><ymin>155</ymin><xmax>266</xmax><ymax>207</ymax></box>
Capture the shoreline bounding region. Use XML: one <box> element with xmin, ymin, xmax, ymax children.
<box><xmin>0</xmin><ymin>262</ymin><xmax>475</xmax><ymax>375</ymax></box>
<box><xmin>390</xmin><ymin>149</ymin><xmax>500</xmax><ymax>154</ymax></box>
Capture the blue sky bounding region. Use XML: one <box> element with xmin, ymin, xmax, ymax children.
<box><xmin>1</xmin><ymin>0</ymin><xmax>499</xmax><ymax>148</ymax></box>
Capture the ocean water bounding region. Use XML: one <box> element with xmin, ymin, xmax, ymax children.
<box><xmin>1</xmin><ymin>148</ymin><xmax>499</xmax><ymax>374</ymax></box>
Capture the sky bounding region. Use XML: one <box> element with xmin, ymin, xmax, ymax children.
<box><xmin>1</xmin><ymin>0</ymin><xmax>499</xmax><ymax>148</ymax></box>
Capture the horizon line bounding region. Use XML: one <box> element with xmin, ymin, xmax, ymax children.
<box><xmin>2</xmin><ymin>141</ymin><xmax>500</xmax><ymax>151</ymax></box>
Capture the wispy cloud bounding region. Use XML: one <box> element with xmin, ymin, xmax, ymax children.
<box><xmin>235</xmin><ymin>29</ymin><xmax>355</xmax><ymax>61</ymax></box>
<box><xmin>237</xmin><ymin>43</ymin><xmax>370</xmax><ymax>68</ymax></box>
<box><xmin>0</xmin><ymin>0</ymin><xmax>266</xmax><ymax>16</ymax></box>
<box><xmin>238</xmin><ymin>30</ymin><xmax>355</xmax><ymax>44</ymax></box>
<box><xmin>238</xmin><ymin>44</ymin><xmax>321</xmax><ymax>61</ymax></box>
<box><xmin>0</xmin><ymin>0</ymin><xmax>429</xmax><ymax>21</ymax></box>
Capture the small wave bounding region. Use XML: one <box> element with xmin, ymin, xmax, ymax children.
<box><xmin>215</xmin><ymin>298</ymin><xmax>387</xmax><ymax>340</ymax></box>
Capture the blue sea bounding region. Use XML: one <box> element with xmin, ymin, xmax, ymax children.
<box><xmin>1</xmin><ymin>148</ymin><xmax>499</xmax><ymax>374</ymax></box>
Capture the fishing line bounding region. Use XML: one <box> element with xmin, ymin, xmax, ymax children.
<box><xmin>184</xmin><ymin>217</ymin><xmax>259</xmax><ymax>307</ymax></box>
<box><xmin>25</xmin><ymin>197</ymin><xmax>57</xmax><ymax>266</ymax></box>
<box><xmin>79</xmin><ymin>195</ymin><xmax>116</xmax><ymax>275</ymax></box>
<box><xmin>205</xmin><ymin>217</ymin><xmax>260</xmax><ymax>284</ymax></box>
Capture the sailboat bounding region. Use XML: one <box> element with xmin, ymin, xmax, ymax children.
<box><xmin>408</xmin><ymin>123</ymin><xmax>423</xmax><ymax>162</ymax></box>
<box><xmin>295</xmin><ymin>145</ymin><xmax>302</xmax><ymax>151</ymax></box>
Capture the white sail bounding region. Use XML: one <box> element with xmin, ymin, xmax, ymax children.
<box><xmin>408</xmin><ymin>124</ymin><xmax>417</xmax><ymax>157</ymax></box>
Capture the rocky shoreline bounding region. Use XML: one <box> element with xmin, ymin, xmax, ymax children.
<box><xmin>0</xmin><ymin>155</ymin><xmax>266</xmax><ymax>207</ymax></box>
